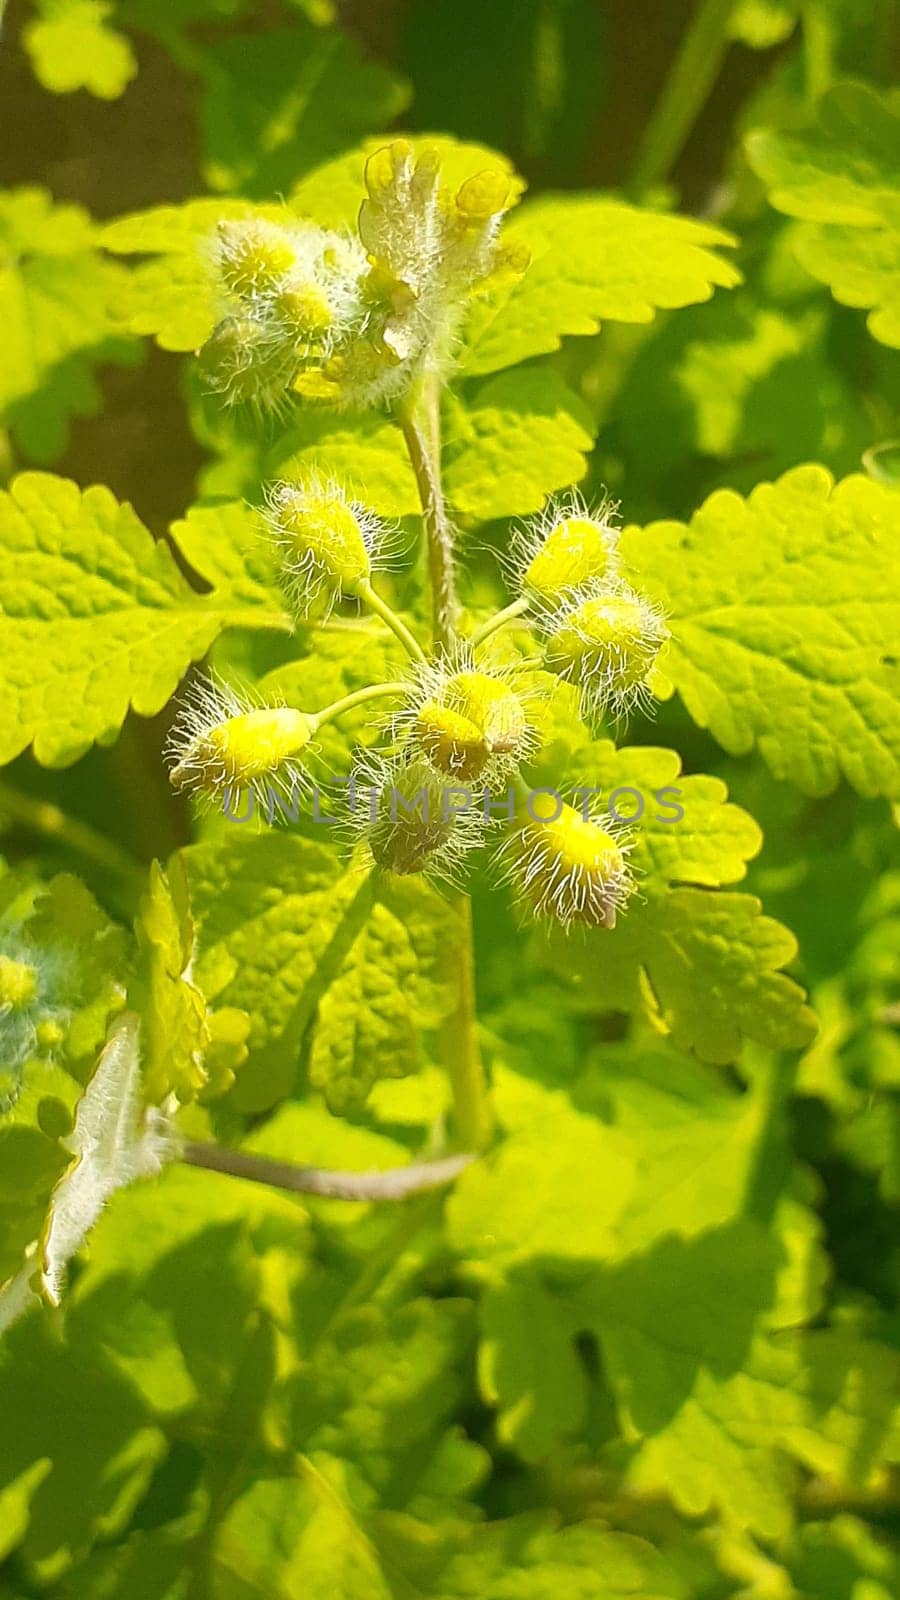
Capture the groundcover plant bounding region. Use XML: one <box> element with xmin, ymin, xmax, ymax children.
<box><xmin>1</xmin><ymin>0</ymin><xmax>899</xmax><ymax>1595</ymax></box>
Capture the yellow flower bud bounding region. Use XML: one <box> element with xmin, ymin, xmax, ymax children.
<box><xmin>508</xmin><ymin>798</ymin><xmax>633</xmax><ymax>929</ymax></box>
<box><xmin>351</xmin><ymin>753</ymin><xmax>486</xmax><ymax>883</ymax></box>
<box><xmin>414</xmin><ymin>701</ymin><xmax>492</xmax><ymax>782</ymax></box>
<box><xmin>455</xmin><ymin>169</ymin><xmax>511</xmax><ymax>221</ymax></box>
<box><xmin>525</xmin><ymin>517</ymin><xmax>618</xmax><ymax>601</ymax></box>
<box><xmin>447</xmin><ymin>671</ymin><xmax>529</xmax><ymax>755</ymax></box>
<box><xmin>265</xmin><ymin>478</ymin><xmax>378</xmax><ymax>618</ymax></box>
<box><xmin>166</xmin><ymin>677</ymin><xmax>316</xmax><ymax>807</ymax></box>
<box><xmin>216</xmin><ymin>219</ymin><xmax>297</xmax><ymax>297</ymax></box>
<box><xmin>34</xmin><ymin>1018</ymin><xmax>66</xmax><ymax>1052</ymax></box>
<box><xmin>512</xmin><ymin>494</ymin><xmax>621</xmax><ymax>603</ymax></box>
<box><xmin>544</xmin><ymin>584</ymin><xmax>668</xmax><ymax>719</ymax></box>
<box><xmin>275</xmin><ymin>283</ymin><xmax>334</xmax><ymax>337</ymax></box>
<box><xmin>405</xmin><ymin>661</ymin><xmax>534</xmax><ymax>781</ymax></box>
<box><xmin>0</xmin><ymin>954</ymin><xmax>38</xmax><ymax>1010</ymax></box>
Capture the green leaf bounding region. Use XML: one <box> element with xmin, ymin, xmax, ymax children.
<box><xmin>528</xmin><ymin>744</ymin><xmax>814</xmax><ymax>1059</ymax></box>
<box><xmin>308</xmin><ymin>900</ymin><xmax>422</xmax><ymax>1113</ymax></box>
<box><xmin>479</xmin><ymin>1268</ymin><xmax>588</xmax><ymax>1462</ymax></box>
<box><xmin>199</xmin><ymin>25</ymin><xmax>410</xmax><ymax>196</ymax></box>
<box><xmin>181</xmin><ymin>833</ymin><xmax>459</xmax><ymax>1112</ymax></box>
<box><xmin>460</xmin><ymin>194</ymin><xmax>741</xmax><ymax>376</ymax></box>
<box><xmin>613</xmin><ymin>292</ymin><xmax>872</xmax><ymax>515</ymax></box>
<box><xmin>0</xmin><ymin>188</ymin><xmax>138</xmax><ymax>461</ymax></box>
<box><xmin>129</xmin><ymin>861</ymin><xmax>210</xmax><ymax>1105</ymax></box>
<box><xmin>620</xmin><ymin>466</ymin><xmax>900</xmax><ymax>799</ymax></box>
<box><xmin>627</xmin><ymin>1324</ymin><xmax>900</xmax><ymax>1540</ymax></box>
<box><xmin>0</xmin><ymin>472</ymin><xmax>286</xmax><ymax>768</ymax></box>
<box><xmin>268</xmin><ymin>406</ymin><xmax>419</xmax><ymax>518</ymax></box>
<box><xmin>168</xmin><ymin>498</ymin><xmax>285</xmax><ymax>615</ymax></box>
<box><xmin>446</xmin><ymin>1070</ymin><xmax>636</xmax><ymax>1265</ymax></box>
<box><xmin>443</xmin><ymin>367</ymin><xmax>595</xmax><ymax>520</ymax></box>
<box><xmin>23</xmin><ymin>2</ymin><xmax>137</xmax><ymax>100</ymax></box>
<box><xmin>0</xmin><ymin>1311</ymin><xmax>166</xmax><ymax>1581</ymax></box>
<box><xmin>729</xmin><ymin>0</ymin><xmax>798</xmax><ymax>48</ymax></box>
<box><xmin>746</xmin><ymin>82</ymin><xmax>900</xmax><ymax>347</ymax></box>
<box><xmin>555</xmin><ymin>887</ymin><xmax>815</xmax><ymax>1062</ymax></box>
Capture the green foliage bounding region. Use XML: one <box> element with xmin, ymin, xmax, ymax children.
<box><xmin>0</xmin><ymin>189</ymin><xmax>138</xmax><ymax>461</ymax></box>
<box><xmin>621</xmin><ymin>466</ymin><xmax>900</xmax><ymax>798</ymax></box>
<box><xmin>0</xmin><ymin>472</ymin><xmax>287</xmax><ymax>767</ymax></box>
<box><xmin>747</xmin><ymin>81</ymin><xmax>900</xmax><ymax>346</ymax></box>
<box><xmin>2</xmin><ymin>4</ymin><xmax>900</xmax><ymax>1598</ymax></box>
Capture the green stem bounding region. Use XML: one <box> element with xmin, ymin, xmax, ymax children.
<box><xmin>801</xmin><ymin>2</ymin><xmax>832</xmax><ymax>103</ymax></box>
<box><xmin>441</xmin><ymin>893</ymin><xmax>493</xmax><ymax>1150</ymax></box>
<box><xmin>0</xmin><ymin>780</ymin><xmax>145</xmax><ymax>906</ymax></box>
<box><xmin>355</xmin><ymin>580</ymin><xmax>428</xmax><ymax>664</ymax></box>
<box><xmin>628</xmin><ymin>0</ymin><xmax>740</xmax><ymax>196</ymax></box>
<box><xmin>312</xmin><ymin>681</ymin><xmax>409</xmax><ymax>731</ymax></box>
<box><xmin>398</xmin><ymin>376</ymin><xmax>457</xmax><ymax>653</ymax></box>
<box><xmin>470</xmin><ymin>595</ymin><xmax>532</xmax><ymax>649</ymax></box>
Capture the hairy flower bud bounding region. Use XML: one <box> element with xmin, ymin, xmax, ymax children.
<box><xmin>264</xmin><ymin>477</ymin><xmax>379</xmax><ymax>619</ymax></box>
<box><xmin>543</xmin><ymin>582</ymin><xmax>668</xmax><ymax>720</ymax></box>
<box><xmin>215</xmin><ymin>219</ymin><xmax>299</xmax><ymax>297</ymax></box>
<box><xmin>0</xmin><ymin>954</ymin><xmax>38</xmax><ymax>1010</ymax></box>
<box><xmin>504</xmin><ymin>794</ymin><xmax>633</xmax><ymax>929</ymax></box>
<box><xmin>166</xmin><ymin>676</ymin><xmax>315</xmax><ymax>808</ymax></box>
<box><xmin>402</xmin><ymin>658</ymin><xmax>535</xmax><ymax>782</ymax></box>
<box><xmin>350</xmin><ymin>753</ymin><xmax>486</xmax><ymax>883</ymax></box>
<box><xmin>509</xmin><ymin>493</ymin><xmax>621</xmax><ymax>606</ymax></box>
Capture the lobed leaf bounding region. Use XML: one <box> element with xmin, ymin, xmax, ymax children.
<box><xmin>0</xmin><ymin>472</ymin><xmax>287</xmax><ymax>768</ymax></box>
<box><xmin>620</xmin><ymin>465</ymin><xmax>900</xmax><ymax>799</ymax></box>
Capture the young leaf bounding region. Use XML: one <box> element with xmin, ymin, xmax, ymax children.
<box><xmin>129</xmin><ymin>861</ymin><xmax>209</xmax><ymax>1106</ymax></box>
<box><xmin>0</xmin><ymin>472</ymin><xmax>287</xmax><ymax>768</ymax></box>
<box><xmin>746</xmin><ymin>81</ymin><xmax>900</xmax><ymax>346</ymax></box>
<box><xmin>40</xmin><ymin>1013</ymin><xmax>171</xmax><ymax>1306</ymax></box>
<box><xmin>620</xmin><ymin>466</ymin><xmax>900</xmax><ymax>799</ymax></box>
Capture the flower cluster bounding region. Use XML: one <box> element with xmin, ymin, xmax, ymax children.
<box><xmin>200</xmin><ymin>140</ymin><xmax>525</xmax><ymax>413</ymax></box>
<box><xmin>201</xmin><ymin>217</ymin><xmax>370</xmax><ymax>412</ymax></box>
<box><xmin>164</xmin><ymin>467</ymin><xmax>671</xmax><ymax>925</ymax></box>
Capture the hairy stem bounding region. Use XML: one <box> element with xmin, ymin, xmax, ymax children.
<box><xmin>628</xmin><ymin>0</ymin><xmax>740</xmax><ymax>196</ymax></box>
<box><xmin>313</xmin><ymin>681</ymin><xmax>409</xmax><ymax>730</ymax></box>
<box><xmin>355</xmin><ymin>579</ymin><xmax>428</xmax><ymax>663</ymax></box>
<box><xmin>440</xmin><ymin>893</ymin><xmax>493</xmax><ymax>1150</ymax></box>
<box><xmin>398</xmin><ymin>375</ymin><xmax>457</xmax><ymax>653</ymax></box>
<box><xmin>180</xmin><ymin>1140</ymin><xmax>474</xmax><ymax>1200</ymax></box>
<box><xmin>470</xmin><ymin>595</ymin><xmax>532</xmax><ymax>649</ymax></box>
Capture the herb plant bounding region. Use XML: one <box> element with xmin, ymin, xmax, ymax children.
<box><xmin>1</xmin><ymin>2</ymin><xmax>899</xmax><ymax>1596</ymax></box>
